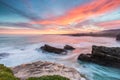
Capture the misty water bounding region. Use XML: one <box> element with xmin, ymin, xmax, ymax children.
<box><xmin>0</xmin><ymin>34</ymin><xmax>120</xmax><ymax>80</ymax></box>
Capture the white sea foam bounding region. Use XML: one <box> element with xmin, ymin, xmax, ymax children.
<box><xmin>0</xmin><ymin>35</ymin><xmax>120</xmax><ymax>80</ymax></box>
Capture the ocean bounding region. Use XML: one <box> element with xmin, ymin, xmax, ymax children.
<box><xmin>0</xmin><ymin>34</ymin><xmax>120</xmax><ymax>80</ymax></box>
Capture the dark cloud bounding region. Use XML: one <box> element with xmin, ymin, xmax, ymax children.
<box><xmin>0</xmin><ymin>22</ymin><xmax>39</xmax><ymax>29</ymax></box>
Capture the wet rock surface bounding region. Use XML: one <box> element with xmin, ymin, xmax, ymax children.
<box><xmin>40</xmin><ymin>44</ymin><xmax>67</xmax><ymax>54</ymax></box>
<box><xmin>78</xmin><ymin>45</ymin><xmax>120</xmax><ymax>68</ymax></box>
<box><xmin>40</xmin><ymin>44</ymin><xmax>75</xmax><ymax>54</ymax></box>
<box><xmin>11</xmin><ymin>61</ymin><xmax>85</xmax><ymax>80</ymax></box>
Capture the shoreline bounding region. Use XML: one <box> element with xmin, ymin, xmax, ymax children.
<box><xmin>0</xmin><ymin>35</ymin><xmax>120</xmax><ymax>80</ymax></box>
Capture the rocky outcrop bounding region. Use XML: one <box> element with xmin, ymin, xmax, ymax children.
<box><xmin>11</xmin><ymin>61</ymin><xmax>86</xmax><ymax>80</ymax></box>
<box><xmin>78</xmin><ymin>45</ymin><xmax>120</xmax><ymax>68</ymax></box>
<box><xmin>0</xmin><ymin>53</ymin><xmax>9</xmax><ymax>59</ymax></box>
<box><xmin>64</xmin><ymin>45</ymin><xmax>75</xmax><ymax>50</ymax></box>
<box><xmin>78</xmin><ymin>54</ymin><xmax>92</xmax><ymax>62</ymax></box>
<box><xmin>40</xmin><ymin>44</ymin><xmax>67</xmax><ymax>54</ymax></box>
<box><xmin>40</xmin><ymin>44</ymin><xmax>75</xmax><ymax>54</ymax></box>
<box><xmin>116</xmin><ymin>33</ymin><xmax>120</xmax><ymax>41</ymax></box>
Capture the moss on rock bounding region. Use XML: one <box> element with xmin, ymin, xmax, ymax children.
<box><xmin>27</xmin><ymin>75</ymin><xmax>70</xmax><ymax>80</ymax></box>
<box><xmin>0</xmin><ymin>64</ymin><xmax>70</xmax><ymax>80</ymax></box>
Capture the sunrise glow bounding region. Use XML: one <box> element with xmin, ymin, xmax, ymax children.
<box><xmin>0</xmin><ymin>0</ymin><xmax>120</xmax><ymax>34</ymax></box>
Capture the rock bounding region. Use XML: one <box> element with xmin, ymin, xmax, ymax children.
<box><xmin>78</xmin><ymin>45</ymin><xmax>120</xmax><ymax>68</ymax></box>
<box><xmin>0</xmin><ymin>53</ymin><xmax>9</xmax><ymax>59</ymax></box>
<box><xmin>92</xmin><ymin>45</ymin><xmax>120</xmax><ymax>57</ymax></box>
<box><xmin>11</xmin><ymin>61</ymin><xmax>85</xmax><ymax>80</ymax></box>
<box><xmin>78</xmin><ymin>54</ymin><xmax>91</xmax><ymax>62</ymax></box>
<box><xmin>64</xmin><ymin>45</ymin><xmax>75</xmax><ymax>50</ymax></box>
<box><xmin>40</xmin><ymin>44</ymin><xmax>67</xmax><ymax>54</ymax></box>
<box><xmin>116</xmin><ymin>33</ymin><xmax>120</xmax><ymax>41</ymax></box>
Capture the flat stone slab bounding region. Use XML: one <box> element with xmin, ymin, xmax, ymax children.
<box><xmin>11</xmin><ymin>61</ymin><xmax>86</xmax><ymax>80</ymax></box>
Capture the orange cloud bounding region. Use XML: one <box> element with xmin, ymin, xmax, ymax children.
<box><xmin>0</xmin><ymin>28</ymin><xmax>75</xmax><ymax>34</ymax></box>
<box><xmin>31</xmin><ymin>0</ymin><xmax>120</xmax><ymax>25</ymax></box>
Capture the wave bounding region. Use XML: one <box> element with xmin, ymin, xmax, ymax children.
<box><xmin>0</xmin><ymin>35</ymin><xmax>120</xmax><ymax>80</ymax></box>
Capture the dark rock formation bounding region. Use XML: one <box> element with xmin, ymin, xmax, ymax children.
<box><xmin>40</xmin><ymin>44</ymin><xmax>67</xmax><ymax>54</ymax></box>
<box><xmin>78</xmin><ymin>54</ymin><xmax>92</xmax><ymax>62</ymax></box>
<box><xmin>116</xmin><ymin>33</ymin><xmax>120</xmax><ymax>41</ymax></box>
<box><xmin>64</xmin><ymin>45</ymin><xmax>75</xmax><ymax>50</ymax></box>
<box><xmin>0</xmin><ymin>53</ymin><xmax>9</xmax><ymax>59</ymax></box>
<box><xmin>78</xmin><ymin>45</ymin><xmax>120</xmax><ymax>68</ymax></box>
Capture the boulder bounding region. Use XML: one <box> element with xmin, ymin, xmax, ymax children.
<box><xmin>40</xmin><ymin>44</ymin><xmax>67</xmax><ymax>54</ymax></box>
<box><xmin>64</xmin><ymin>45</ymin><xmax>75</xmax><ymax>50</ymax></box>
<box><xmin>78</xmin><ymin>45</ymin><xmax>120</xmax><ymax>68</ymax></box>
<box><xmin>116</xmin><ymin>33</ymin><xmax>120</xmax><ymax>41</ymax></box>
<box><xmin>78</xmin><ymin>54</ymin><xmax>91</xmax><ymax>62</ymax></box>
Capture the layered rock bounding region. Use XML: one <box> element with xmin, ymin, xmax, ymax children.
<box><xmin>116</xmin><ymin>33</ymin><xmax>120</xmax><ymax>41</ymax></box>
<box><xmin>11</xmin><ymin>61</ymin><xmax>86</xmax><ymax>80</ymax></box>
<box><xmin>78</xmin><ymin>45</ymin><xmax>120</xmax><ymax>68</ymax></box>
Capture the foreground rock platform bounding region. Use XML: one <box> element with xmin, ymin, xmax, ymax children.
<box><xmin>11</xmin><ymin>61</ymin><xmax>86</xmax><ymax>80</ymax></box>
<box><xmin>78</xmin><ymin>45</ymin><xmax>120</xmax><ymax>68</ymax></box>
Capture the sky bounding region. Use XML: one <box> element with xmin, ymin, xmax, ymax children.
<box><xmin>0</xmin><ymin>0</ymin><xmax>120</xmax><ymax>34</ymax></box>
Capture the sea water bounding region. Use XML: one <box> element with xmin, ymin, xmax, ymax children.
<box><xmin>0</xmin><ymin>34</ymin><xmax>120</xmax><ymax>80</ymax></box>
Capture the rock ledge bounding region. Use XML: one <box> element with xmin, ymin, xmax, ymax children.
<box><xmin>11</xmin><ymin>61</ymin><xmax>85</xmax><ymax>80</ymax></box>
